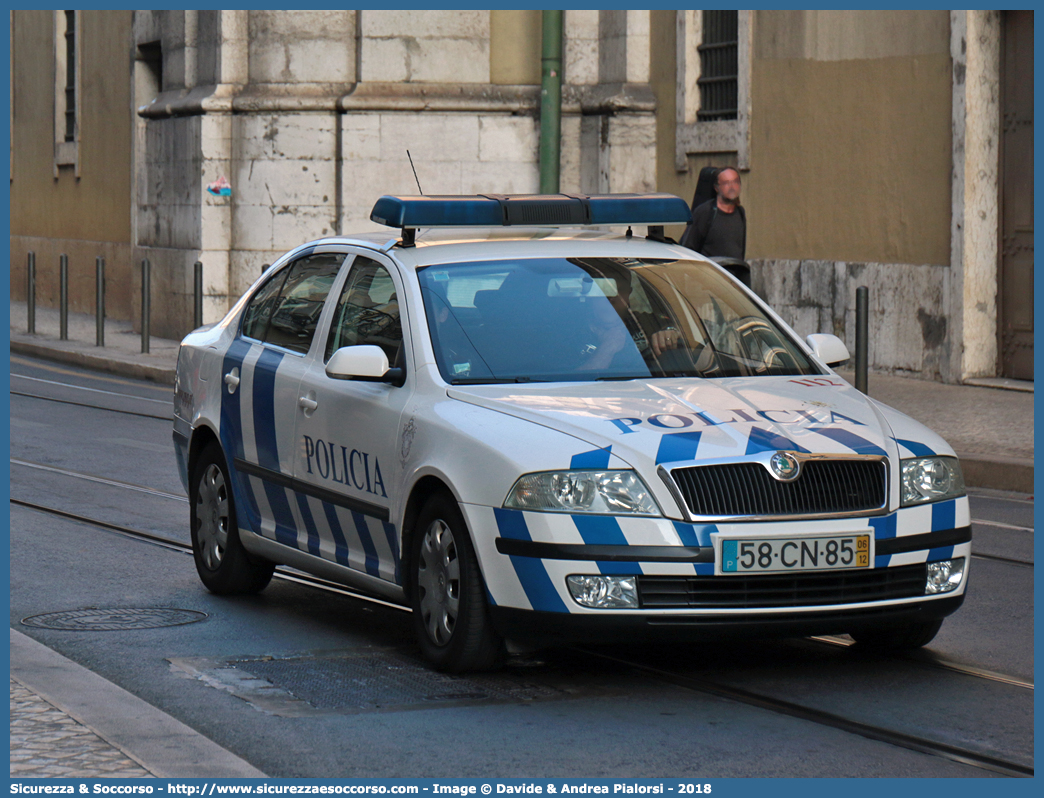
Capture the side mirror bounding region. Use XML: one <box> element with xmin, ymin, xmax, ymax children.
<box><xmin>325</xmin><ymin>345</ymin><xmax>405</xmax><ymax>386</ymax></box>
<box><xmin>805</xmin><ymin>334</ymin><xmax>850</xmax><ymax>367</ymax></box>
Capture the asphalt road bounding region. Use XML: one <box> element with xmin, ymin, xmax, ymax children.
<box><xmin>8</xmin><ymin>354</ymin><xmax>1034</xmax><ymax>778</ymax></box>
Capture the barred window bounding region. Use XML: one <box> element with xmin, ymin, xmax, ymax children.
<box><xmin>54</xmin><ymin>9</ymin><xmax>80</xmax><ymax>169</ymax></box>
<box><xmin>697</xmin><ymin>10</ymin><xmax>738</xmax><ymax>121</ymax></box>
<box><xmin>63</xmin><ymin>10</ymin><xmax>76</xmax><ymax>142</ymax></box>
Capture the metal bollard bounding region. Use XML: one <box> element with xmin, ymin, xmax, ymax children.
<box><xmin>59</xmin><ymin>254</ymin><xmax>69</xmax><ymax>341</ymax></box>
<box><xmin>855</xmin><ymin>285</ymin><xmax>869</xmax><ymax>395</ymax></box>
<box><xmin>27</xmin><ymin>252</ymin><xmax>36</xmax><ymax>334</ymax></box>
<box><xmin>194</xmin><ymin>261</ymin><xmax>204</xmax><ymax>329</ymax></box>
<box><xmin>141</xmin><ymin>258</ymin><xmax>151</xmax><ymax>354</ymax></box>
<box><xmin>96</xmin><ymin>256</ymin><xmax>106</xmax><ymax>347</ymax></box>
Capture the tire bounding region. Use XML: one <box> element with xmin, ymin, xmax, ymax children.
<box><xmin>410</xmin><ymin>493</ymin><xmax>505</xmax><ymax>672</ymax></box>
<box><xmin>849</xmin><ymin>619</ymin><xmax>943</xmax><ymax>651</ymax></box>
<box><xmin>190</xmin><ymin>442</ymin><xmax>275</xmax><ymax>595</ymax></box>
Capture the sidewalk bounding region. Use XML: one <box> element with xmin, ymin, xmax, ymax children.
<box><xmin>9</xmin><ymin>300</ymin><xmax>180</xmax><ymax>385</ymax></box>
<box><xmin>8</xmin><ymin>300</ymin><xmax>1033</xmax><ymax>492</ymax></box>
<box><xmin>10</xmin><ymin>629</ymin><xmax>267</xmax><ymax>778</ymax></box>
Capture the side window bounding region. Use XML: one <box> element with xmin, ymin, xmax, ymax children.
<box><xmin>241</xmin><ymin>270</ymin><xmax>289</xmax><ymax>342</ymax></box>
<box><xmin>241</xmin><ymin>253</ymin><xmax>346</xmax><ymax>353</ymax></box>
<box><xmin>324</xmin><ymin>258</ymin><xmax>403</xmax><ymax>365</ymax></box>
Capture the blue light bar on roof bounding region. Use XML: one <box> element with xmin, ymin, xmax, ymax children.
<box><xmin>370</xmin><ymin>193</ymin><xmax>691</xmax><ymax>229</ymax></box>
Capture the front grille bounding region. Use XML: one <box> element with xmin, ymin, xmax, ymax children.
<box><xmin>671</xmin><ymin>458</ymin><xmax>886</xmax><ymax>518</ymax></box>
<box><xmin>638</xmin><ymin>563</ymin><xmax>926</xmax><ymax>609</ymax></box>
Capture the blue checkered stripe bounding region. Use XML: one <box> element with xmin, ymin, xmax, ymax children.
<box><xmin>869</xmin><ymin>498</ymin><xmax>970</xmax><ymax>568</ymax></box>
<box><xmin>466</xmin><ymin>497</ymin><xmax>971</xmax><ymax>614</ymax></box>
<box><xmin>218</xmin><ymin>339</ymin><xmax>399</xmax><ymax>584</ymax></box>
<box><xmin>648</xmin><ymin>419</ymin><xmax>890</xmax><ymax>465</ymax></box>
<box><xmin>463</xmin><ymin>505</ymin><xmax>719</xmax><ymax>613</ymax></box>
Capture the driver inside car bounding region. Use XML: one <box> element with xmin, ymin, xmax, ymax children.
<box><xmin>573</xmin><ymin>261</ymin><xmax>685</xmax><ymax>371</ymax></box>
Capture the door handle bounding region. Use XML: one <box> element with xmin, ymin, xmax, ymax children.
<box><xmin>224</xmin><ymin>368</ymin><xmax>240</xmax><ymax>393</ymax></box>
<box><xmin>298</xmin><ymin>395</ymin><xmax>318</xmax><ymax>413</ymax></box>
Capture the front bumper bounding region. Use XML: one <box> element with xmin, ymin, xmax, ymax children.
<box><xmin>463</xmin><ymin>499</ymin><xmax>972</xmax><ymax>625</ymax></box>
<box><xmin>489</xmin><ymin>594</ymin><xmax>965</xmax><ymax>644</ymax></box>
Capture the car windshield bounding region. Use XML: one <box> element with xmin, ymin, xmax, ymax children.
<box><xmin>418</xmin><ymin>256</ymin><xmax>819</xmax><ymax>384</ymax></box>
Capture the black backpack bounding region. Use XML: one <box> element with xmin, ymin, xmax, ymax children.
<box><xmin>691</xmin><ymin>166</ymin><xmax>720</xmax><ymax>211</ymax></box>
<box><xmin>680</xmin><ymin>167</ymin><xmax>720</xmax><ymax>248</ymax></box>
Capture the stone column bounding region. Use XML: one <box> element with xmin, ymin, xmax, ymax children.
<box><xmin>948</xmin><ymin>10</ymin><xmax>1000</xmax><ymax>382</ymax></box>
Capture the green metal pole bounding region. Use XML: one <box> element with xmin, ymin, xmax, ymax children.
<box><xmin>539</xmin><ymin>10</ymin><xmax>563</xmax><ymax>194</ymax></box>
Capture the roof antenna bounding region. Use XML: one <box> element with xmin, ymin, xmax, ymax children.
<box><xmin>407</xmin><ymin>150</ymin><xmax>424</xmax><ymax>195</ymax></box>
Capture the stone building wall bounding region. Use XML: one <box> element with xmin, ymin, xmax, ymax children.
<box><xmin>127</xmin><ymin>9</ymin><xmax>659</xmax><ymax>337</ymax></box>
<box><xmin>750</xmin><ymin>260</ymin><xmax>950</xmax><ymax>380</ymax></box>
<box><xmin>12</xmin><ymin>9</ymin><xmax>1008</xmax><ymax>382</ymax></box>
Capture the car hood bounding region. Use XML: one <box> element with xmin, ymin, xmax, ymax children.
<box><xmin>447</xmin><ymin>376</ymin><xmax>924</xmax><ymax>469</ymax></box>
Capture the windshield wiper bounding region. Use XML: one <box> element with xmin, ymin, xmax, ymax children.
<box><xmin>450</xmin><ymin>377</ymin><xmax>548</xmax><ymax>385</ymax></box>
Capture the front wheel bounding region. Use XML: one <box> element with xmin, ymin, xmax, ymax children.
<box><xmin>849</xmin><ymin>619</ymin><xmax>943</xmax><ymax>651</ymax></box>
<box><xmin>410</xmin><ymin>493</ymin><xmax>505</xmax><ymax>672</ymax></box>
<box><xmin>190</xmin><ymin>442</ymin><xmax>275</xmax><ymax>595</ymax></box>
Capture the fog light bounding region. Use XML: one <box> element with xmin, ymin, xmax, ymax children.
<box><xmin>925</xmin><ymin>558</ymin><xmax>965</xmax><ymax>594</ymax></box>
<box><xmin>567</xmin><ymin>575</ymin><xmax>639</xmax><ymax>609</ymax></box>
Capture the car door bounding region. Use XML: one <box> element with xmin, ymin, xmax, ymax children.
<box><xmin>221</xmin><ymin>250</ymin><xmax>346</xmax><ymax>551</ymax></box>
<box><xmin>291</xmin><ymin>254</ymin><xmax>414</xmax><ymax>586</ymax></box>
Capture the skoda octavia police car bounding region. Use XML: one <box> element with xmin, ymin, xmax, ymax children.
<box><xmin>173</xmin><ymin>193</ymin><xmax>969</xmax><ymax>672</ymax></box>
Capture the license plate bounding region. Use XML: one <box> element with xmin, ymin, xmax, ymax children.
<box><xmin>719</xmin><ymin>533</ymin><xmax>872</xmax><ymax>574</ymax></box>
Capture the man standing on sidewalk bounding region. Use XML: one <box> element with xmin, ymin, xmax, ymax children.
<box><xmin>681</xmin><ymin>166</ymin><xmax>746</xmax><ymax>260</ymax></box>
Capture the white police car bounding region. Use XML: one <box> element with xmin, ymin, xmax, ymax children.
<box><xmin>173</xmin><ymin>193</ymin><xmax>969</xmax><ymax>672</ymax></box>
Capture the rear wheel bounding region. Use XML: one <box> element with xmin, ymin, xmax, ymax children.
<box><xmin>190</xmin><ymin>442</ymin><xmax>274</xmax><ymax>594</ymax></box>
<box><xmin>411</xmin><ymin>493</ymin><xmax>504</xmax><ymax>672</ymax></box>
<box><xmin>849</xmin><ymin>619</ymin><xmax>943</xmax><ymax>651</ymax></box>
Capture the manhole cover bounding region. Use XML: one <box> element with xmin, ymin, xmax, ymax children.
<box><xmin>22</xmin><ymin>608</ymin><xmax>208</xmax><ymax>631</ymax></box>
<box><xmin>233</xmin><ymin>650</ymin><xmax>563</xmax><ymax>711</ymax></box>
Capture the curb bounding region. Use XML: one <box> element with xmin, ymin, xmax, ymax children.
<box><xmin>958</xmin><ymin>453</ymin><xmax>1035</xmax><ymax>495</ymax></box>
<box><xmin>10</xmin><ymin>338</ymin><xmax>177</xmax><ymax>385</ymax></box>
<box><xmin>10</xmin><ymin>628</ymin><xmax>267</xmax><ymax>778</ymax></box>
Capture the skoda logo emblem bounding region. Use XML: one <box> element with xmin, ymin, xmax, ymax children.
<box><xmin>770</xmin><ymin>451</ymin><xmax>800</xmax><ymax>481</ymax></box>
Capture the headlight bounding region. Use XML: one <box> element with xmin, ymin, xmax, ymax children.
<box><xmin>504</xmin><ymin>470</ymin><xmax>661</xmax><ymax>516</ymax></box>
<box><xmin>900</xmin><ymin>456</ymin><xmax>965</xmax><ymax>506</ymax></box>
